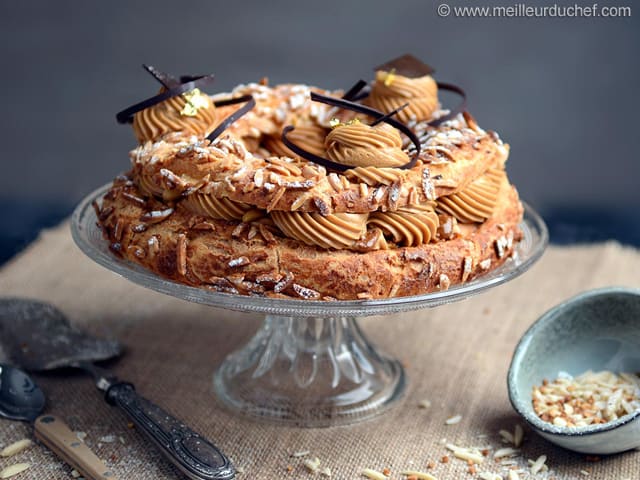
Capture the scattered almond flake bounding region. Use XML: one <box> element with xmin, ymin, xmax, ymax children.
<box><xmin>0</xmin><ymin>439</ymin><xmax>33</xmax><ymax>457</ymax></box>
<box><xmin>235</xmin><ymin>466</ymin><xmax>245</xmax><ymax>474</ymax></box>
<box><xmin>445</xmin><ymin>414</ymin><xmax>462</xmax><ymax>425</ymax></box>
<box><xmin>478</xmin><ymin>473</ymin><xmax>502</xmax><ymax>480</ymax></box>
<box><xmin>444</xmin><ymin>444</ymin><xmax>484</xmax><ymax>464</ymax></box>
<box><xmin>527</xmin><ymin>458</ymin><xmax>549</xmax><ymax>472</ymax></box>
<box><xmin>291</xmin><ymin>450</ymin><xmax>310</xmax><ymax>458</ymax></box>
<box><xmin>580</xmin><ymin>470</ymin><xmax>590</xmax><ymax>476</ymax></box>
<box><xmin>529</xmin><ymin>455</ymin><xmax>547</xmax><ymax>474</ymax></box>
<box><xmin>400</xmin><ymin>470</ymin><xmax>438</xmax><ymax>480</ymax></box>
<box><xmin>320</xmin><ymin>467</ymin><xmax>332</xmax><ymax>477</ymax></box>
<box><xmin>499</xmin><ymin>429</ymin><xmax>514</xmax><ymax>444</ymax></box>
<box><xmin>493</xmin><ymin>448</ymin><xmax>519</xmax><ymax>459</ymax></box>
<box><xmin>0</xmin><ymin>463</ymin><xmax>30</xmax><ymax>479</ymax></box>
<box><xmin>479</xmin><ymin>258</ymin><xmax>491</xmax><ymax>270</ymax></box>
<box><xmin>71</xmin><ymin>469</ymin><xmax>81</xmax><ymax>478</ymax></box>
<box><xmin>418</xmin><ymin>399</ymin><xmax>432</xmax><ymax>409</ymax></box>
<box><xmin>507</xmin><ymin>471</ymin><xmax>520</xmax><ymax>480</ymax></box>
<box><xmin>99</xmin><ymin>435</ymin><xmax>116</xmax><ymax>443</ymax></box>
<box><xmin>303</xmin><ymin>457</ymin><xmax>321</xmax><ymax>473</ymax></box>
<box><xmin>361</xmin><ymin>468</ymin><xmax>388</xmax><ymax>480</ymax></box>
<box><xmin>75</xmin><ymin>431</ymin><xmax>87</xmax><ymax>442</ymax></box>
<box><xmin>513</xmin><ymin>424</ymin><xmax>524</xmax><ymax>448</ymax></box>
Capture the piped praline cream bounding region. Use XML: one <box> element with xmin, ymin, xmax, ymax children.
<box><xmin>366</xmin><ymin>70</ymin><xmax>439</xmax><ymax>123</ymax></box>
<box><xmin>133</xmin><ymin>88</ymin><xmax>217</xmax><ymax>143</ymax></box>
<box><xmin>263</xmin><ymin>123</ymin><xmax>327</xmax><ymax>158</ymax></box>
<box><xmin>325</xmin><ymin>121</ymin><xmax>409</xmax><ymax>168</ymax></box>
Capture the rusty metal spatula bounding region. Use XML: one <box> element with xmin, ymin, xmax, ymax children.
<box><xmin>0</xmin><ymin>298</ymin><xmax>235</xmax><ymax>480</ymax></box>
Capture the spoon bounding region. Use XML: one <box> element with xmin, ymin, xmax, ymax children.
<box><xmin>0</xmin><ymin>363</ymin><xmax>117</xmax><ymax>479</ymax></box>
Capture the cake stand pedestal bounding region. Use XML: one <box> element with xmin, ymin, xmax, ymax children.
<box><xmin>72</xmin><ymin>184</ymin><xmax>547</xmax><ymax>427</ymax></box>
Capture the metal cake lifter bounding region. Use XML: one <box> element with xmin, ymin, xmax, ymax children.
<box><xmin>0</xmin><ymin>298</ymin><xmax>235</xmax><ymax>480</ymax></box>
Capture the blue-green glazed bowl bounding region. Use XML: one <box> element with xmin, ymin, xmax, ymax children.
<box><xmin>508</xmin><ymin>287</ymin><xmax>640</xmax><ymax>454</ymax></box>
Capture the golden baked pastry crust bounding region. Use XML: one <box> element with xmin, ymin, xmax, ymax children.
<box><xmin>97</xmin><ymin>173</ymin><xmax>522</xmax><ymax>300</ymax></box>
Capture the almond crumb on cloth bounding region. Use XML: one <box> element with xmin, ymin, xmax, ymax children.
<box><xmin>400</xmin><ymin>470</ymin><xmax>438</xmax><ymax>480</ymax></box>
<box><xmin>444</xmin><ymin>414</ymin><xmax>462</xmax><ymax>425</ymax></box>
<box><xmin>0</xmin><ymin>440</ymin><xmax>32</xmax><ymax>458</ymax></box>
<box><xmin>303</xmin><ymin>457</ymin><xmax>321</xmax><ymax>473</ymax></box>
<box><xmin>0</xmin><ymin>463</ymin><xmax>30</xmax><ymax>479</ymax></box>
<box><xmin>361</xmin><ymin>468</ymin><xmax>388</xmax><ymax>480</ymax></box>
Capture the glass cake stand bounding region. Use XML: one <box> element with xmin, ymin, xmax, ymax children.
<box><xmin>72</xmin><ymin>184</ymin><xmax>547</xmax><ymax>427</ymax></box>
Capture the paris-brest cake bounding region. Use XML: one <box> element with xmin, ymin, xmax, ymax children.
<box><xmin>97</xmin><ymin>55</ymin><xmax>522</xmax><ymax>300</ymax></box>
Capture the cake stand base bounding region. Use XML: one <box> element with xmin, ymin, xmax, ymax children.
<box><xmin>213</xmin><ymin>315</ymin><xmax>405</xmax><ymax>427</ymax></box>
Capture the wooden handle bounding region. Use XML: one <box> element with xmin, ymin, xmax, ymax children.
<box><xmin>34</xmin><ymin>415</ymin><xmax>118</xmax><ymax>480</ymax></box>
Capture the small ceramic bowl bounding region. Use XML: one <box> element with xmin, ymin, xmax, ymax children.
<box><xmin>508</xmin><ymin>287</ymin><xmax>640</xmax><ymax>454</ymax></box>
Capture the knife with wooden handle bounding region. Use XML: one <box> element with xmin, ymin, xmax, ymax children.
<box><xmin>34</xmin><ymin>415</ymin><xmax>117</xmax><ymax>480</ymax></box>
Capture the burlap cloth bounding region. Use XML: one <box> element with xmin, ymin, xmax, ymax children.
<box><xmin>0</xmin><ymin>222</ymin><xmax>638</xmax><ymax>480</ymax></box>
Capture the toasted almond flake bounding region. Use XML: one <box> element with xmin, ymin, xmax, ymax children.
<box><xmin>493</xmin><ymin>447</ymin><xmax>519</xmax><ymax>459</ymax></box>
<box><xmin>478</xmin><ymin>474</ymin><xmax>503</xmax><ymax>480</ymax></box>
<box><xmin>304</xmin><ymin>457</ymin><xmax>321</xmax><ymax>473</ymax></box>
<box><xmin>418</xmin><ymin>399</ymin><xmax>432</xmax><ymax>409</ymax></box>
<box><xmin>580</xmin><ymin>470</ymin><xmax>590</xmax><ymax>476</ymax></box>
<box><xmin>71</xmin><ymin>469</ymin><xmax>81</xmax><ymax>478</ymax></box>
<box><xmin>0</xmin><ymin>440</ymin><xmax>33</xmax><ymax>457</ymax></box>
<box><xmin>513</xmin><ymin>424</ymin><xmax>524</xmax><ymax>447</ymax></box>
<box><xmin>445</xmin><ymin>414</ymin><xmax>462</xmax><ymax>425</ymax></box>
<box><xmin>0</xmin><ymin>463</ymin><xmax>30</xmax><ymax>479</ymax></box>
<box><xmin>291</xmin><ymin>450</ymin><xmax>310</xmax><ymax>458</ymax></box>
<box><xmin>529</xmin><ymin>455</ymin><xmax>547</xmax><ymax>474</ymax></box>
<box><xmin>507</xmin><ymin>471</ymin><xmax>520</xmax><ymax>480</ymax></box>
<box><xmin>362</xmin><ymin>468</ymin><xmax>388</xmax><ymax>480</ymax></box>
<box><xmin>177</xmin><ymin>233</ymin><xmax>187</xmax><ymax>276</ymax></box>
<box><xmin>320</xmin><ymin>467</ymin><xmax>332</xmax><ymax>477</ymax></box>
<box><xmin>400</xmin><ymin>470</ymin><xmax>438</xmax><ymax>480</ymax></box>
<box><xmin>445</xmin><ymin>444</ymin><xmax>484</xmax><ymax>464</ymax></box>
<box><xmin>499</xmin><ymin>429</ymin><xmax>514</xmax><ymax>444</ymax></box>
<box><xmin>266</xmin><ymin>186</ymin><xmax>287</xmax><ymax>212</ymax></box>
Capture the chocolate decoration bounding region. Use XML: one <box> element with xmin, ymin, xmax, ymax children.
<box><xmin>206</xmin><ymin>95</ymin><xmax>256</xmax><ymax>142</ymax></box>
<box><xmin>370</xmin><ymin>102</ymin><xmax>409</xmax><ymax>126</ymax></box>
<box><xmin>374</xmin><ymin>53</ymin><xmax>435</xmax><ymax>78</ymax></box>
<box><xmin>116</xmin><ymin>72</ymin><xmax>216</xmax><ymax>124</ymax></box>
<box><xmin>282</xmin><ymin>92</ymin><xmax>421</xmax><ymax>172</ymax></box>
<box><xmin>342</xmin><ymin>79</ymin><xmax>369</xmax><ymax>101</ymax></box>
<box><xmin>142</xmin><ymin>64</ymin><xmax>180</xmax><ymax>88</ymax></box>
<box><xmin>428</xmin><ymin>82</ymin><xmax>467</xmax><ymax>127</ymax></box>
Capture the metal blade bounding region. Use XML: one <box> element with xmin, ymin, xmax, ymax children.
<box><xmin>0</xmin><ymin>298</ymin><xmax>122</xmax><ymax>371</ymax></box>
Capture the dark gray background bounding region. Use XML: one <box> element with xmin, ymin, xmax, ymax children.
<box><xmin>1</xmin><ymin>0</ymin><xmax>638</xmax><ymax>260</ymax></box>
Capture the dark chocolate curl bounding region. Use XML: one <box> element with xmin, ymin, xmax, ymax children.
<box><xmin>142</xmin><ymin>64</ymin><xmax>180</xmax><ymax>88</ymax></box>
<box><xmin>206</xmin><ymin>95</ymin><xmax>256</xmax><ymax>142</ymax></box>
<box><xmin>428</xmin><ymin>82</ymin><xmax>467</xmax><ymax>127</ymax></box>
<box><xmin>370</xmin><ymin>102</ymin><xmax>409</xmax><ymax>126</ymax></box>
<box><xmin>342</xmin><ymin>79</ymin><xmax>369</xmax><ymax>101</ymax></box>
<box><xmin>116</xmin><ymin>74</ymin><xmax>216</xmax><ymax>124</ymax></box>
<box><xmin>282</xmin><ymin>92</ymin><xmax>421</xmax><ymax>172</ymax></box>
